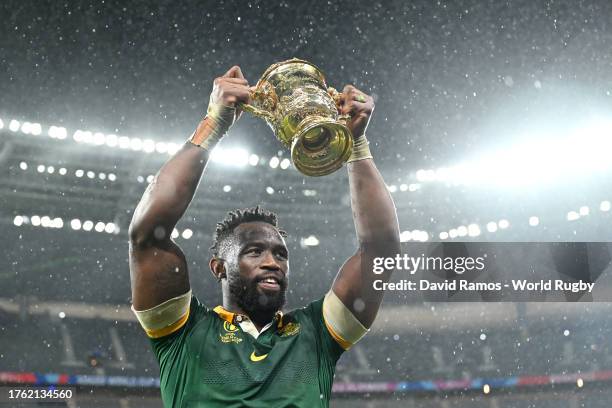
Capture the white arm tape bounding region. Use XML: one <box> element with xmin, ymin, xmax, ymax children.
<box><xmin>131</xmin><ymin>290</ymin><xmax>192</xmax><ymax>338</ymax></box>
<box><xmin>322</xmin><ymin>290</ymin><xmax>368</xmax><ymax>350</ymax></box>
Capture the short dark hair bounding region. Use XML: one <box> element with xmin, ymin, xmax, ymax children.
<box><xmin>210</xmin><ymin>206</ymin><xmax>286</xmax><ymax>257</ymax></box>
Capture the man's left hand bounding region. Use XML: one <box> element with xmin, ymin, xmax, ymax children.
<box><xmin>338</xmin><ymin>85</ymin><xmax>374</xmax><ymax>139</ymax></box>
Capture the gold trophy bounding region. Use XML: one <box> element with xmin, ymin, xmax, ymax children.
<box><xmin>238</xmin><ymin>58</ymin><xmax>353</xmax><ymax>177</ymax></box>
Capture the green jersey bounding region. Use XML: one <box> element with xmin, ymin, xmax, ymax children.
<box><xmin>149</xmin><ymin>295</ymin><xmax>345</xmax><ymax>407</ymax></box>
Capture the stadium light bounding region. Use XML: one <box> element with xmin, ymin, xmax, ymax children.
<box><xmin>37</xmin><ymin>165</ymin><xmax>45</xmax><ymax>173</ymax></box>
<box><xmin>118</xmin><ymin>136</ymin><xmax>130</xmax><ymax>149</ymax></box>
<box><xmin>579</xmin><ymin>206</ymin><xmax>589</xmax><ymax>216</ymax></box>
<box><xmin>498</xmin><ymin>219</ymin><xmax>510</xmax><ymax>229</ymax></box>
<box><xmin>601</xmin><ymin>201</ymin><xmax>611</xmax><ymax>212</ymax></box>
<box><xmin>9</xmin><ymin>119</ymin><xmax>20</xmax><ymax>132</ymax></box>
<box><xmin>248</xmin><ymin>154</ymin><xmax>259</xmax><ymax>166</ymax></box>
<box><xmin>83</xmin><ymin>220</ymin><xmax>94</xmax><ymax>231</ymax></box>
<box><xmin>143</xmin><ymin>139</ymin><xmax>155</xmax><ymax>153</ymax></box>
<box><xmin>223</xmin><ymin>185</ymin><xmax>232</xmax><ymax>192</ymax></box>
<box><xmin>171</xmin><ymin>229</ymin><xmax>179</xmax><ymax>239</ymax></box>
<box><xmin>31</xmin><ymin>215</ymin><xmax>41</xmax><ymax>226</ymax></box>
<box><xmin>269</xmin><ymin>156</ymin><xmax>280</xmax><ymax>169</ymax></box>
<box><xmin>301</xmin><ymin>235</ymin><xmax>319</xmax><ymax>246</ymax></box>
<box><xmin>467</xmin><ymin>224</ymin><xmax>481</xmax><ymax>237</ymax></box>
<box><xmin>400</xmin><ymin>231</ymin><xmax>411</xmax><ymax>242</ymax></box>
<box><xmin>209</xmin><ymin>147</ymin><xmax>249</xmax><ymax>167</ymax></box>
<box><xmin>95</xmin><ymin>222</ymin><xmax>106</xmax><ymax>232</ymax></box>
<box><xmin>529</xmin><ymin>216</ymin><xmax>539</xmax><ymax>226</ymax></box>
<box><xmin>130</xmin><ymin>137</ymin><xmax>143</xmax><ymax>151</ymax></box>
<box><xmin>13</xmin><ymin>215</ymin><xmax>24</xmax><ymax>226</ymax></box>
<box><xmin>182</xmin><ymin>229</ymin><xmax>193</xmax><ymax>239</ymax></box>
<box><xmin>70</xmin><ymin>219</ymin><xmax>82</xmax><ymax>230</ymax></box>
<box><xmin>457</xmin><ymin>225</ymin><xmax>468</xmax><ymax>237</ymax></box>
<box><xmin>59</xmin><ymin>167</ymin><xmax>67</xmax><ymax>175</ymax></box>
<box><xmin>41</xmin><ymin>216</ymin><xmax>52</xmax><ymax>227</ymax></box>
<box><xmin>567</xmin><ymin>211</ymin><xmax>579</xmax><ymax>221</ymax></box>
<box><xmin>486</xmin><ymin>222</ymin><xmax>498</xmax><ymax>232</ymax></box>
<box><xmin>49</xmin><ymin>126</ymin><xmax>67</xmax><ymax>139</ymax></box>
<box><xmin>415</xmin><ymin>230</ymin><xmax>429</xmax><ymax>242</ymax></box>
<box><xmin>280</xmin><ymin>158</ymin><xmax>291</xmax><ymax>170</ymax></box>
<box><xmin>52</xmin><ymin>218</ymin><xmax>64</xmax><ymax>228</ymax></box>
<box><xmin>93</xmin><ymin>132</ymin><xmax>106</xmax><ymax>145</ymax></box>
<box><xmin>439</xmin><ymin>231</ymin><xmax>449</xmax><ymax>240</ymax></box>
<box><xmin>409</xmin><ymin>118</ymin><xmax>612</xmax><ymax>188</ymax></box>
<box><xmin>31</xmin><ymin>123</ymin><xmax>42</xmax><ymax>135</ymax></box>
<box><xmin>104</xmin><ymin>133</ymin><xmax>118</xmax><ymax>147</ymax></box>
<box><xmin>19</xmin><ymin>161</ymin><xmax>27</xmax><ymax>170</ymax></box>
<box><xmin>20</xmin><ymin>122</ymin><xmax>32</xmax><ymax>134</ymax></box>
<box><xmin>266</xmin><ymin>186</ymin><xmax>274</xmax><ymax>195</ymax></box>
<box><xmin>0</xmin><ymin>118</ymin><xmax>3</xmax><ymax>129</ymax></box>
<box><xmin>155</xmin><ymin>141</ymin><xmax>167</xmax><ymax>153</ymax></box>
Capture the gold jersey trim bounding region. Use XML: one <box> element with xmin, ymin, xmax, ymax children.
<box><xmin>322</xmin><ymin>290</ymin><xmax>368</xmax><ymax>350</ymax></box>
<box><xmin>131</xmin><ymin>290</ymin><xmax>192</xmax><ymax>339</ymax></box>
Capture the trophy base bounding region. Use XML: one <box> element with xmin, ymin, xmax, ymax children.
<box><xmin>291</xmin><ymin>116</ymin><xmax>353</xmax><ymax>177</ymax></box>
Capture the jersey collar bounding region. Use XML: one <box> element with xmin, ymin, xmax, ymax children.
<box><xmin>213</xmin><ymin>305</ymin><xmax>284</xmax><ymax>329</ymax></box>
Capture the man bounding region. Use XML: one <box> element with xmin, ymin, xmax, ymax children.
<box><xmin>129</xmin><ymin>65</ymin><xmax>400</xmax><ymax>407</ymax></box>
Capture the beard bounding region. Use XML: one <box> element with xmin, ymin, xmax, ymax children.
<box><xmin>227</xmin><ymin>270</ymin><xmax>288</xmax><ymax>320</ymax></box>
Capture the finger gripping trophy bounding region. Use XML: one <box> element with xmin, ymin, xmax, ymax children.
<box><xmin>239</xmin><ymin>58</ymin><xmax>353</xmax><ymax>177</ymax></box>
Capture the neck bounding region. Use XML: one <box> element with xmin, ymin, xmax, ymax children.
<box><xmin>223</xmin><ymin>298</ymin><xmax>276</xmax><ymax>331</ymax></box>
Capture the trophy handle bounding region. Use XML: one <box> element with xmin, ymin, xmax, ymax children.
<box><xmin>237</xmin><ymin>101</ymin><xmax>275</xmax><ymax>121</ymax></box>
<box><xmin>327</xmin><ymin>87</ymin><xmax>351</xmax><ymax>125</ymax></box>
<box><xmin>237</xmin><ymin>83</ymin><xmax>277</xmax><ymax>121</ymax></box>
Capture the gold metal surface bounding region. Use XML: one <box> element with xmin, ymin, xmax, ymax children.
<box><xmin>239</xmin><ymin>58</ymin><xmax>353</xmax><ymax>177</ymax></box>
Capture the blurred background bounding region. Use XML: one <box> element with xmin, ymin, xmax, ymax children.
<box><xmin>2</xmin><ymin>0</ymin><xmax>612</xmax><ymax>406</ymax></box>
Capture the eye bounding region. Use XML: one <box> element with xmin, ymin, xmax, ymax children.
<box><xmin>276</xmin><ymin>250</ymin><xmax>288</xmax><ymax>261</ymax></box>
<box><xmin>246</xmin><ymin>247</ymin><xmax>263</xmax><ymax>256</ymax></box>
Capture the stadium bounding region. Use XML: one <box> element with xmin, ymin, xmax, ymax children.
<box><xmin>2</xmin><ymin>0</ymin><xmax>612</xmax><ymax>407</ymax></box>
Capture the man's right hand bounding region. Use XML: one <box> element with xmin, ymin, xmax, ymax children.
<box><xmin>191</xmin><ymin>65</ymin><xmax>251</xmax><ymax>149</ymax></box>
<box><xmin>209</xmin><ymin>65</ymin><xmax>251</xmax><ymax>125</ymax></box>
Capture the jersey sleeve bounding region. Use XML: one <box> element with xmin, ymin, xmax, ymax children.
<box><xmin>148</xmin><ymin>294</ymin><xmax>210</xmax><ymax>362</ymax></box>
<box><xmin>300</xmin><ymin>297</ymin><xmax>346</xmax><ymax>364</ymax></box>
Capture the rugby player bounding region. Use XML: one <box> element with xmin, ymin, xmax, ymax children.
<box><xmin>128</xmin><ymin>65</ymin><xmax>400</xmax><ymax>407</ymax></box>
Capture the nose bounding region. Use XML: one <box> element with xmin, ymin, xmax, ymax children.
<box><xmin>260</xmin><ymin>251</ymin><xmax>282</xmax><ymax>271</ymax></box>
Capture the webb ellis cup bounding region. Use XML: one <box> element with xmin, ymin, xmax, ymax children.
<box><xmin>239</xmin><ymin>58</ymin><xmax>354</xmax><ymax>176</ymax></box>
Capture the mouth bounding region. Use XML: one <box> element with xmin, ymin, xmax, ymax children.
<box><xmin>256</xmin><ymin>276</ymin><xmax>281</xmax><ymax>291</ymax></box>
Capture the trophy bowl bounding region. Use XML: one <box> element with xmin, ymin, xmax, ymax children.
<box><xmin>239</xmin><ymin>58</ymin><xmax>353</xmax><ymax>177</ymax></box>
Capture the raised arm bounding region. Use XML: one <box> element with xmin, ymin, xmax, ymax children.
<box><xmin>129</xmin><ymin>66</ymin><xmax>250</xmax><ymax>310</ymax></box>
<box><xmin>331</xmin><ymin>85</ymin><xmax>401</xmax><ymax>328</ymax></box>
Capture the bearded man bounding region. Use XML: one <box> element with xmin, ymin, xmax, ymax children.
<box><xmin>128</xmin><ymin>65</ymin><xmax>400</xmax><ymax>407</ymax></box>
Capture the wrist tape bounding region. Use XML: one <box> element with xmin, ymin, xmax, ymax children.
<box><xmin>188</xmin><ymin>101</ymin><xmax>236</xmax><ymax>150</ymax></box>
<box><xmin>347</xmin><ymin>136</ymin><xmax>373</xmax><ymax>162</ymax></box>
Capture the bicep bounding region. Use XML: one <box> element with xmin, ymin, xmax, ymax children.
<box><xmin>129</xmin><ymin>239</ymin><xmax>190</xmax><ymax>310</ymax></box>
<box><xmin>332</xmin><ymin>248</ymin><xmax>391</xmax><ymax>328</ymax></box>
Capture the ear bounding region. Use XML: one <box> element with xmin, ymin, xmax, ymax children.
<box><xmin>209</xmin><ymin>257</ymin><xmax>226</xmax><ymax>281</ymax></box>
